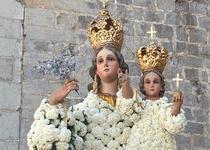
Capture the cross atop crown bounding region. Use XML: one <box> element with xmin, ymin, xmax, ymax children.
<box><xmin>99</xmin><ymin>0</ymin><xmax>109</xmax><ymax>8</ymax></box>
<box><xmin>147</xmin><ymin>25</ymin><xmax>157</xmax><ymax>40</ymax></box>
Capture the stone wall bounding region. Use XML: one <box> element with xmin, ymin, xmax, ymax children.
<box><xmin>0</xmin><ymin>0</ymin><xmax>209</xmax><ymax>149</ymax></box>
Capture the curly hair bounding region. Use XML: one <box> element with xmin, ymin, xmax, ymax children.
<box><xmin>139</xmin><ymin>70</ymin><xmax>165</xmax><ymax>98</ymax></box>
<box><xmin>88</xmin><ymin>43</ymin><xmax>129</xmax><ymax>91</ymax></box>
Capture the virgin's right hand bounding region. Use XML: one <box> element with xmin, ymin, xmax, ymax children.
<box><xmin>49</xmin><ymin>79</ymin><xmax>79</xmax><ymax>105</ymax></box>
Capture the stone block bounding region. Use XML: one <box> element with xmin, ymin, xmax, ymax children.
<box><xmin>0</xmin><ymin>0</ymin><xmax>23</xmax><ymax>19</ymax></box>
<box><xmin>189</xmin><ymin>28</ymin><xmax>207</xmax><ymax>43</ymax></box>
<box><xmin>78</xmin><ymin>15</ymin><xmax>93</xmax><ymax>30</ymax></box>
<box><xmin>155</xmin><ymin>24</ymin><xmax>173</xmax><ymax>40</ymax></box>
<box><xmin>183</xmin><ymin>107</ymin><xmax>193</xmax><ymax>121</ymax></box>
<box><xmin>201</xmin><ymin>46</ymin><xmax>210</xmax><ymax>58</ymax></box>
<box><xmin>176</xmin><ymin>26</ymin><xmax>188</xmax><ymax>42</ymax></box>
<box><xmin>157</xmin><ymin>0</ymin><xmax>175</xmax><ymax>12</ymax></box>
<box><xmin>0</xmin><ymin>111</ymin><xmax>19</xmax><ymax>139</ymax></box>
<box><xmin>24</xmin><ymin>25</ymin><xmax>75</xmax><ymax>43</ymax></box>
<box><xmin>161</xmin><ymin>42</ymin><xmax>174</xmax><ymax>52</ymax></box>
<box><xmin>179</xmin><ymin>56</ymin><xmax>203</xmax><ymax>68</ymax></box>
<box><xmin>127</xmin><ymin>62</ymin><xmax>140</xmax><ymax>76</ymax></box>
<box><xmin>199</xmin><ymin>16</ymin><xmax>210</xmax><ymax>30</ymax></box>
<box><xmin>134</xmin><ymin>22</ymin><xmax>148</xmax><ymax>37</ymax></box>
<box><xmin>193</xmin><ymin>135</ymin><xmax>208</xmax><ymax>149</ymax></box>
<box><xmin>193</xmin><ymin>109</ymin><xmax>208</xmax><ymax>122</ymax></box>
<box><xmin>182</xmin><ymin>14</ymin><xmax>197</xmax><ymax>26</ymax></box>
<box><xmin>187</xmin><ymin>44</ymin><xmax>199</xmax><ymax>56</ymax></box>
<box><xmin>190</xmin><ymin>0</ymin><xmax>208</xmax><ymax>15</ymax></box>
<box><xmin>0</xmin><ymin>38</ymin><xmax>22</xmax><ymax>57</ymax></box>
<box><xmin>143</xmin><ymin>10</ymin><xmax>165</xmax><ymax>23</ymax></box>
<box><xmin>0</xmin><ymin>141</ymin><xmax>19</xmax><ymax>150</ymax></box>
<box><xmin>185</xmin><ymin>122</ymin><xmax>204</xmax><ymax>134</ymax></box>
<box><xmin>133</xmin><ymin>0</ymin><xmax>155</xmax><ymax>8</ymax></box>
<box><xmin>0</xmin><ymin>82</ymin><xmax>21</xmax><ymax>110</ymax></box>
<box><xmin>20</xmin><ymin>109</ymin><xmax>37</xmax><ymax>142</ymax></box>
<box><xmin>0</xmin><ymin>57</ymin><xmax>14</xmax><ymax>81</ymax></box>
<box><xmin>175</xmin><ymin>134</ymin><xmax>190</xmax><ymax>150</ymax></box>
<box><xmin>176</xmin><ymin>42</ymin><xmax>186</xmax><ymax>53</ymax></box>
<box><xmin>25</xmin><ymin>8</ymin><xmax>55</xmax><ymax>27</ymax></box>
<box><xmin>56</xmin><ymin>12</ymin><xmax>78</xmax><ymax>30</ymax></box>
<box><xmin>0</xmin><ymin>17</ymin><xmax>23</xmax><ymax>39</ymax></box>
<box><xmin>123</xmin><ymin>20</ymin><xmax>135</xmax><ymax>36</ymax></box>
<box><xmin>24</xmin><ymin>0</ymin><xmax>52</xmax><ymax>9</ymax></box>
<box><xmin>201</xmin><ymin>71</ymin><xmax>208</xmax><ymax>82</ymax></box>
<box><xmin>175</xmin><ymin>0</ymin><xmax>189</xmax><ymax>13</ymax></box>
<box><xmin>116</xmin><ymin>0</ymin><xmax>131</xmax><ymax>5</ymax></box>
<box><xmin>130</xmin><ymin>76</ymin><xmax>140</xmax><ymax>91</ymax></box>
<box><xmin>53</xmin><ymin>0</ymin><xmax>99</xmax><ymax>16</ymax></box>
<box><xmin>184</xmin><ymin>68</ymin><xmax>199</xmax><ymax>81</ymax></box>
<box><xmin>165</xmin><ymin>12</ymin><xmax>181</xmax><ymax>25</ymax></box>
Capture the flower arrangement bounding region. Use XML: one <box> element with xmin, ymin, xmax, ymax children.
<box><xmin>34</xmin><ymin>46</ymin><xmax>76</xmax><ymax>80</ymax></box>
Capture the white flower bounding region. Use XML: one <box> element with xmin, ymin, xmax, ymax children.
<box><xmin>56</xmin><ymin>142</ymin><xmax>69</xmax><ymax>150</ymax></box>
<box><xmin>91</xmin><ymin>112</ymin><xmax>106</xmax><ymax>124</ymax></box>
<box><xmin>107</xmin><ymin>112</ymin><xmax>121</xmax><ymax>125</ymax></box>
<box><xmin>59</xmin><ymin>128</ymin><xmax>71</xmax><ymax>142</ymax></box>
<box><xmin>73</xmin><ymin>135</ymin><xmax>83</xmax><ymax>150</ymax></box>
<box><xmin>92</xmin><ymin>126</ymin><xmax>104</xmax><ymax>139</ymax></box>
<box><xmin>107</xmin><ymin>139</ymin><xmax>120</xmax><ymax>149</ymax></box>
<box><xmin>73</xmin><ymin>110</ymin><xmax>85</xmax><ymax>122</ymax></box>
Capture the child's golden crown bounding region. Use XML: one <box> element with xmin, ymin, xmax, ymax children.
<box><xmin>136</xmin><ymin>26</ymin><xmax>168</xmax><ymax>73</ymax></box>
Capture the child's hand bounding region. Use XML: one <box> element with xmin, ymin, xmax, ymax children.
<box><xmin>171</xmin><ymin>91</ymin><xmax>183</xmax><ymax>116</ymax></box>
<box><xmin>118</xmin><ymin>68</ymin><xmax>133</xmax><ymax>98</ymax></box>
<box><xmin>49</xmin><ymin>78</ymin><xmax>79</xmax><ymax>105</ymax></box>
<box><xmin>118</xmin><ymin>69</ymin><xmax>129</xmax><ymax>87</ymax></box>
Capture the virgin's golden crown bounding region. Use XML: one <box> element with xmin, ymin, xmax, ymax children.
<box><xmin>86</xmin><ymin>9</ymin><xmax>123</xmax><ymax>51</ymax></box>
<box><xmin>136</xmin><ymin>41</ymin><xmax>168</xmax><ymax>73</ymax></box>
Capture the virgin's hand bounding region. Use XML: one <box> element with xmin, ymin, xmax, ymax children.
<box><xmin>171</xmin><ymin>91</ymin><xmax>183</xmax><ymax>116</ymax></box>
<box><xmin>118</xmin><ymin>69</ymin><xmax>129</xmax><ymax>87</ymax></box>
<box><xmin>49</xmin><ymin>79</ymin><xmax>79</xmax><ymax>105</ymax></box>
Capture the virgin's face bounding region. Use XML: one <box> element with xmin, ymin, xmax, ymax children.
<box><xmin>143</xmin><ymin>71</ymin><xmax>162</xmax><ymax>100</ymax></box>
<box><xmin>96</xmin><ymin>48</ymin><xmax>119</xmax><ymax>82</ymax></box>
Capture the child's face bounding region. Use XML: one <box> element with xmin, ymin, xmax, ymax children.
<box><xmin>96</xmin><ymin>48</ymin><xmax>119</xmax><ymax>82</ymax></box>
<box><xmin>143</xmin><ymin>71</ymin><xmax>162</xmax><ymax>100</ymax></box>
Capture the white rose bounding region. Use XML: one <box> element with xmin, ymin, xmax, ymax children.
<box><xmin>56</xmin><ymin>142</ymin><xmax>69</xmax><ymax>150</ymax></box>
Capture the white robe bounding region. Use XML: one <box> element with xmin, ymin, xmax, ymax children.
<box><xmin>27</xmin><ymin>90</ymin><xmax>135</xmax><ymax>150</ymax></box>
<box><xmin>117</xmin><ymin>95</ymin><xmax>186</xmax><ymax>150</ymax></box>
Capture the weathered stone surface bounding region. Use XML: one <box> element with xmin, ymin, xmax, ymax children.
<box><xmin>175</xmin><ymin>0</ymin><xmax>189</xmax><ymax>13</ymax></box>
<box><xmin>0</xmin><ymin>17</ymin><xmax>23</xmax><ymax>39</ymax></box>
<box><xmin>0</xmin><ymin>111</ymin><xmax>19</xmax><ymax>139</ymax></box>
<box><xmin>0</xmin><ymin>141</ymin><xmax>19</xmax><ymax>150</ymax></box>
<box><xmin>0</xmin><ymin>38</ymin><xmax>22</xmax><ymax>57</ymax></box>
<box><xmin>143</xmin><ymin>10</ymin><xmax>165</xmax><ymax>23</ymax></box>
<box><xmin>157</xmin><ymin>0</ymin><xmax>175</xmax><ymax>12</ymax></box>
<box><xmin>53</xmin><ymin>0</ymin><xmax>99</xmax><ymax>16</ymax></box>
<box><xmin>190</xmin><ymin>0</ymin><xmax>208</xmax><ymax>15</ymax></box>
<box><xmin>193</xmin><ymin>109</ymin><xmax>208</xmax><ymax>122</ymax></box>
<box><xmin>193</xmin><ymin>135</ymin><xmax>209</xmax><ymax>149</ymax></box>
<box><xmin>0</xmin><ymin>82</ymin><xmax>21</xmax><ymax>110</ymax></box>
<box><xmin>185</xmin><ymin>122</ymin><xmax>204</xmax><ymax>134</ymax></box>
<box><xmin>189</xmin><ymin>28</ymin><xmax>207</xmax><ymax>43</ymax></box>
<box><xmin>0</xmin><ymin>0</ymin><xmax>23</xmax><ymax>19</ymax></box>
<box><xmin>176</xmin><ymin>26</ymin><xmax>188</xmax><ymax>42</ymax></box>
<box><xmin>199</xmin><ymin>16</ymin><xmax>210</xmax><ymax>30</ymax></box>
<box><xmin>184</xmin><ymin>68</ymin><xmax>199</xmax><ymax>81</ymax></box>
<box><xmin>187</xmin><ymin>44</ymin><xmax>199</xmax><ymax>56</ymax></box>
<box><xmin>25</xmin><ymin>8</ymin><xmax>55</xmax><ymax>27</ymax></box>
<box><xmin>165</xmin><ymin>12</ymin><xmax>181</xmax><ymax>25</ymax></box>
<box><xmin>183</xmin><ymin>107</ymin><xmax>193</xmax><ymax>121</ymax></box>
<box><xmin>155</xmin><ymin>24</ymin><xmax>173</xmax><ymax>39</ymax></box>
<box><xmin>175</xmin><ymin>134</ymin><xmax>190</xmax><ymax>150</ymax></box>
<box><xmin>132</xmin><ymin>0</ymin><xmax>155</xmax><ymax>8</ymax></box>
<box><xmin>182</xmin><ymin>14</ymin><xmax>197</xmax><ymax>26</ymax></box>
<box><xmin>24</xmin><ymin>0</ymin><xmax>52</xmax><ymax>9</ymax></box>
<box><xmin>176</xmin><ymin>42</ymin><xmax>187</xmax><ymax>53</ymax></box>
<box><xmin>0</xmin><ymin>57</ymin><xmax>14</xmax><ymax>81</ymax></box>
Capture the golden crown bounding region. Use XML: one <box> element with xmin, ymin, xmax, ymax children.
<box><xmin>86</xmin><ymin>8</ymin><xmax>123</xmax><ymax>51</ymax></box>
<box><xmin>136</xmin><ymin>41</ymin><xmax>168</xmax><ymax>73</ymax></box>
